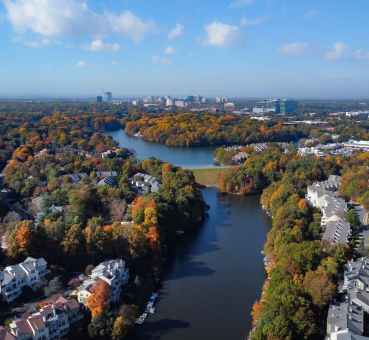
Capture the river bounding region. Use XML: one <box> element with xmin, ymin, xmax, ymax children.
<box><xmin>108</xmin><ymin>130</ymin><xmax>270</xmax><ymax>340</ymax></box>
<box><xmin>107</xmin><ymin>130</ymin><xmax>216</xmax><ymax>168</ymax></box>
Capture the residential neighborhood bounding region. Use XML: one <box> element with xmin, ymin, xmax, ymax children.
<box><xmin>0</xmin><ymin>259</ymin><xmax>130</xmax><ymax>340</ymax></box>
<box><xmin>8</xmin><ymin>295</ymin><xmax>83</xmax><ymax>340</ymax></box>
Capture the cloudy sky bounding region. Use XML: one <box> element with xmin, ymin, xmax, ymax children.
<box><xmin>0</xmin><ymin>0</ymin><xmax>369</xmax><ymax>98</ymax></box>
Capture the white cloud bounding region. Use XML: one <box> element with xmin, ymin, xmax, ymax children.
<box><xmin>230</xmin><ymin>0</ymin><xmax>254</xmax><ymax>8</ymax></box>
<box><xmin>168</xmin><ymin>23</ymin><xmax>184</xmax><ymax>40</ymax></box>
<box><xmin>353</xmin><ymin>49</ymin><xmax>369</xmax><ymax>61</ymax></box>
<box><xmin>109</xmin><ymin>11</ymin><xmax>154</xmax><ymax>42</ymax></box>
<box><xmin>152</xmin><ymin>55</ymin><xmax>171</xmax><ymax>65</ymax></box>
<box><xmin>3</xmin><ymin>0</ymin><xmax>154</xmax><ymax>42</ymax></box>
<box><xmin>325</xmin><ymin>42</ymin><xmax>347</xmax><ymax>61</ymax></box>
<box><xmin>76</xmin><ymin>60</ymin><xmax>87</xmax><ymax>68</ymax></box>
<box><xmin>164</xmin><ymin>46</ymin><xmax>175</xmax><ymax>55</ymax></box>
<box><xmin>240</xmin><ymin>16</ymin><xmax>266</xmax><ymax>27</ymax></box>
<box><xmin>279</xmin><ymin>42</ymin><xmax>309</xmax><ymax>56</ymax></box>
<box><xmin>88</xmin><ymin>39</ymin><xmax>120</xmax><ymax>52</ymax></box>
<box><xmin>204</xmin><ymin>21</ymin><xmax>239</xmax><ymax>47</ymax></box>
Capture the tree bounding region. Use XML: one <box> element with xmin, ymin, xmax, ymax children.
<box><xmin>7</xmin><ymin>220</ymin><xmax>33</xmax><ymax>258</ymax></box>
<box><xmin>109</xmin><ymin>199</ymin><xmax>127</xmax><ymax>222</ymax></box>
<box><xmin>303</xmin><ymin>268</ymin><xmax>336</xmax><ymax>307</ymax></box>
<box><xmin>251</xmin><ymin>301</ymin><xmax>262</xmax><ymax>327</ymax></box>
<box><xmin>62</xmin><ymin>224</ymin><xmax>84</xmax><ymax>257</ymax></box>
<box><xmin>86</xmin><ymin>280</ymin><xmax>111</xmax><ymax>318</ymax></box>
<box><xmin>111</xmin><ymin>316</ymin><xmax>128</xmax><ymax>340</ymax></box>
<box><xmin>15</xmin><ymin>221</ymin><xmax>32</xmax><ymax>252</ymax></box>
<box><xmin>88</xmin><ymin>312</ymin><xmax>113</xmax><ymax>339</ymax></box>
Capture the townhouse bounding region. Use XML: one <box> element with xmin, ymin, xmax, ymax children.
<box><xmin>231</xmin><ymin>152</ymin><xmax>249</xmax><ymax>164</ymax></box>
<box><xmin>8</xmin><ymin>296</ymin><xmax>82</xmax><ymax>340</ymax></box>
<box><xmin>77</xmin><ymin>259</ymin><xmax>129</xmax><ymax>306</ymax></box>
<box><xmin>131</xmin><ymin>173</ymin><xmax>160</xmax><ymax>194</ymax></box>
<box><xmin>306</xmin><ymin>175</ymin><xmax>351</xmax><ymax>245</ymax></box>
<box><xmin>0</xmin><ymin>258</ymin><xmax>48</xmax><ymax>303</ymax></box>
<box><xmin>327</xmin><ymin>258</ymin><xmax>369</xmax><ymax>340</ymax></box>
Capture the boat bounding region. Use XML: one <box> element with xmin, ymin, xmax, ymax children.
<box><xmin>176</xmin><ymin>230</ymin><xmax>185</xmax><ymax>236</ymax></box>
<box><xmin>135</xmin><ymin>312</ymin><xmax>148</xmax><ymax>325</ymax></box>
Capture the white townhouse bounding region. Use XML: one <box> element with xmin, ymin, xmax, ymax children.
<box><xmin>306</xmin><ymin>175</ymin><xmax>341</xmax><ymax>209</ymax></box>
<box><xmin>0</xmin><ymin>258</ymin><xmax>48</xmax><ymax>303</ymax></box>
<box><xmin>131</xmin><ymin>173</ymin><xmax>160</xmax><ymax>194</ymax></box>
<box><xmin>327</xmin><ymin>258</ymin><xmax>369</xmax><ymax>340</ymax></box>
<box><xmin>77</xmin><ymin>259</ymin><xmax>129</xmax><ymax>306</ymax></box>
<box><xmin>306</xmin><ymin>175</ymin><xmax>351</xmax><ymax>245</ymax></box>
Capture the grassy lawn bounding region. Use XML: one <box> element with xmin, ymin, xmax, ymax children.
<box><xmin>191</xmin><ymin>167</ymin><xmax>234</xmax><ymax>187</ymax></box>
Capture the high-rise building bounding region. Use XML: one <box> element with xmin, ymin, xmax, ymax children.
<box><xmin>104</xmin><ymin>92</ymin><xmax>113</xmax><ymax>102</ymax></box>
<box><xmin>216</xmin><ymin>96</ymin><xmax>227</xmax><ymax>104</ymax></box>
<box><xmin>166</xmin><ymin>98</ymin><xmax>174</xmax><ymax>107</ymax></box>
<box><xmin>174</xmin><ymin>99</ymin><xmax>186</xmax><ymax>108</ymax></box>
<box><xmin>96</xmin><ymin>96</ymin><xmax>103</xmax><ymax>103</ymax></box>
<box><xmin>253</xmin><ymin>99</ymin><xmax>280</xmax><ymax>115</ymax></box>
<box><xmin>280</xmin><ymin>99</ymin><xmax>298</xmax><ymax>114</ymax></box>
<box><xmin>252</xmin><ymin>99</ymin><xmax>298</xmax><ymax>115</ymax></box>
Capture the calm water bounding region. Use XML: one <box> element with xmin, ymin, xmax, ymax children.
<box><xmin>107</xmin><ymin>130</ymin><xmax>216</xmax><ymax>168</ymax></box>
<box><xmin>110</xmin><ymin>130</ymin><xmax>270</xmax><ymax>340</ymax></box>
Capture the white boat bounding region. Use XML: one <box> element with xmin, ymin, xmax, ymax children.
<box><xmin>146</xmin><ymin>302</ymin><xmax>154</xmax><ymax>312</ymax></box>
<box><xmin>135</xmin><ymin>313</ymin><xmax>148</xmax><ymax>325</ymax></box>
<box><xmin>135</xmin><ymin>318</ymin><xmax>144</xmax><ymax>325</ymax></box>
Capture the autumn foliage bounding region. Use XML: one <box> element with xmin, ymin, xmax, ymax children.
<box><xmin>86</xmin><ymin>279</ymin><xmax>111</xmax><ymax>318</ymax></box>
<box><xmin>125</xmin><ymin>113</ymin><xmax>308</xmax><ymax>147</ymax></box>
<box><xmin>132</xmin><ymin>197</ymin><xmax>160</xmax><ymax>252</ymax></box>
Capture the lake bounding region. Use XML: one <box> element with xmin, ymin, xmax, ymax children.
<box><xmin>107</xmin><ymin>130</ymin><xmax>216</xmax><ymax>168</ymax></box>
<box><xmin>110</xmin><ymin>130</ymin><xmax>270</xmax><ymax>340</ymax></box>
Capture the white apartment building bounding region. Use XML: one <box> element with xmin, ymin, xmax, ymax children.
<box><xmin>77</xmin><ymin>259</ymin><xmax>129</xmax><ymax>306</ymax></box>
<box><xmin>306</xmin><ymin>176</ymin><xmax>351</xmax><ymax>245</ymax></box>
<box><xmin>0</xmin><ymin>258</ymin><xmax>48</xmax><ymax>303</ymax></box>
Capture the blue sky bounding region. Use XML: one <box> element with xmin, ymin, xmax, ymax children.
<box><xmin>0</xmin><ymin>0</ymin><xmax>369</xmax><ymax>98</ymax></box>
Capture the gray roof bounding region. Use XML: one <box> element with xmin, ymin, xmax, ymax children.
<box><xmin>327</xmin><ymin>300</ymin><xmax>364</xmax><ymax>336</ymax></box>
<box><xmin>323</xmin><ymin>218</ymin><xmax>351</xmax><ymax>244</ymax></box>
<box><xmin>21</xmin><ymin>257</ymin><xmax>47</xmax><ymax>273</ymax></box>
<box><xmin>355</xmin><ymin>206</ymin><xmax>369</xmax><ymax>226</ymax></box>
<box><xmin>96</xmin><ymin>171</ymin><xmax>118</xmax><ymax>178</ymax></box>
<box><xmin>344</xmin><ymin>258</ymin><xmax>369</xmax><ymax>288</ymax></box>
<box><xmin>97</xmin><ymin>176</ymin><xmax>117</xmax><ymax>187</ymax></box>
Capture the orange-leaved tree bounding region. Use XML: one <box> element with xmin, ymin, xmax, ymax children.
<box><xmin>86</xmin><ymin>279</ymin><xmax>111</xmax><ymax>318</ymax></box>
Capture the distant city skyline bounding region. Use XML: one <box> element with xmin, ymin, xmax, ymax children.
<box><xmin>0</xmin><ymin>0</ymin><xmax>369</xmax><ymax>98</ymax></box>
